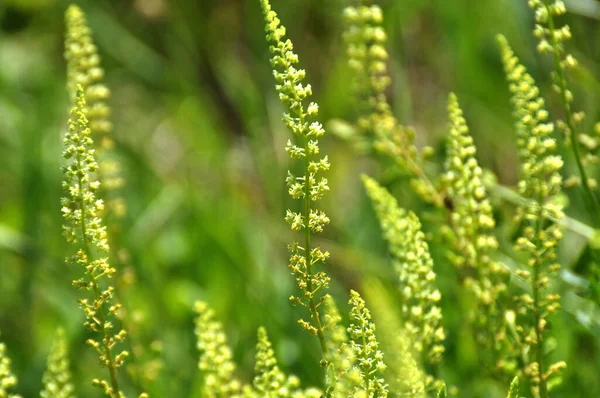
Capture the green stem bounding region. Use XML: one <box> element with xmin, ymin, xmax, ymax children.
<box><xmin>532</xmin><ymin>199</ymin><xmax>547</xmax><ymax>398</ymax></box>
<box><xmin>486</xmin><ymin>182</ymin><xmax>596</xmax><ymax>240</ymax></box>
<box><xmin>543</xmin><ymin>0</ymin><xmax>600</xmax><ymax>227</ymax></box>
<box><xmin>76</xmin><ymin>153</ymin><xmax>121</xmax><ymax>397</ymax></box>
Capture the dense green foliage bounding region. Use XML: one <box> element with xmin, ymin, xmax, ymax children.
<box><xmin>3</xmin><ymin>0</ymin><xmax>600</xmax><ymax>397</ymax></box>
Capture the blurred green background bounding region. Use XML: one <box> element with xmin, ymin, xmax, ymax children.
<box><xmin>3</xmin><ymin>0</ymin><xmax>600</xmax><ymax>396</ymax></box>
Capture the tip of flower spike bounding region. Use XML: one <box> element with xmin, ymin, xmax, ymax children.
<box><xmin>66</xmin><ymin>4</ymin><xmax>83</xmax><ymax>17</ymax></box>
<box><xmin>507</xmin><ymin>377</ymin><xmax>519</xmax><ymax>398</ymax></box>
<box><xmin>193</xmin><ymin>301</ymin><xmax>209</xmax><ymax>314</ymax></box>
<box><xmin>257</xmin><ymin>326</ymin><xmax>268</xmax><ymax>340</ymax></box>
<box><xmin>496</xmin><ymin>33</ymin><xmax>507</xmax><ymax>45</ymax></box>
<box><xmin>437</xmin><ymin>383</ymin><xmax>447</xmax><ymax>398</ymax></box>
<box><xmin>448</xmin><ymin>92</ymin><xmax>458</xmax><ymax>106</ymax></box>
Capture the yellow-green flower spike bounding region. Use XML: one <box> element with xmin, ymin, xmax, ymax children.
<box><xmin>260</xmin><ymin>0</ymin><xmax>331</xmax><ymax>353</ymax></box>
<box><xmin>346</xmin><ymin>290</ymin><xmax>388</xmax><ymax>398</ymax></box>
<box><xmin>362</xmin><ymin>280</ymin><xmax>426</xmax><ymax>397</ymax></box>
<box><xmin>528</xmin><ymin>0</ymin><xmax>600</xmax><ymax>217</ymax></box>
<box><xmin>253</xmin><ymin>327</ymin><xmax>308</xmax><ymax>397</ymax></box>
<box><xmin>65</xmin><ymin>4</ymin><xmax>125</xmax><ymax>218</ymax></box>
<box><xmin>40</xmin><ymin>328</ymin><xmax>76</xmax><ymax>398</ymax></box>
<box><xmin>362</xmin><ymin>175</ymin><xmax>445</xmax><ymax>363</ymax></box>
<box><xmin>65</xmin><ymin>5</ymin><xmax>112</xmax><ymax>139</ymax></box>
<box><xmin>61</xmin><ymin>86</ymin><xmax>127</xmax><ymax>398</ymax></box>
<box><xmin>194</xmin><ymin>301</ymin><xmax>244</xmax><ymax>397</ymax></box>
<box><xmin>343</xmin><ymin>0</ymin><xmax>391</xmax><ymax>131</ymax></box>
<box><xmin>322</xmin><ymin>295</ymin><xmax>355</xmax><ymax>398</ymax></box>
<box><xmin>0</xmin><ymin>337</ymin><xmax>21</xmax><ymax>398</ymax></box>
<box><xmin>498</xmin><ymin>35</ymin><xmax>565</xmax><ymax>398</ymax></box>
<box><xmin>442</xmin><ymin>93</ymin><xmax>509</xmax><ymax>364</ymax></box>
<box><xmin>343</xmin><ymin>1</ymin><xmax>441</xmax><ymax>206</ymax></box>
<box><xmin>436</xmin><ymin>384</ymin><xmax>446</xmax><ymax>398</ymax></box>
<box><xmin>507</xmin><ymin>377</ymin><xmax>519</xmax><ymax>398</ymax></box>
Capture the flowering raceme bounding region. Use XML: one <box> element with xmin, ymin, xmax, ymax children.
<box><xmin>61</xmin><ymin>86</ymin><xmax>128</xmax><ymax>397</ymax></box>
<box><xmin>345</xmin><ymin>290</ymin><xmax>388</xmax><ymax>398</ymax></box>
<box><xmin>65</xmin><ymin>5</ymin><xmax>112</xmax><ymax>143</ymax></box>
<box><xmin>362</xmin><ymin>176</ymin><xmax>445</xmax><ymax>364</ymax></box>
<box><xmin>40</xmin><ymin>329</ymin><xmax>76</xmax><ymax>398</ymax></box>
<box><xmin>499</xmin><ymin>34</ymin><xmax>565</xmax><ymax>398</ymax></box>
<box><xmin>528</xmin><ymin>0</ymin><xmax>600</xmax><ymax>217</ymax></box>
<box><xmin>260</xmin><ymin>0</ymin><xmax>331</xmax><ymax>353</ymax></box>
<box><xmin>65</xmin><ymin>4</ymin><xmax>125</xmax><ymax>216</ymax></box>
<box><xmin>0</xmin><ymin>337</ymin><xmax>20</xmax><ymax>398</ymax></box>
<box><xmin>441</xmin><ymin>93</ymin><xmax>510</xmax><ymax>369</ymax></box>
<box><xmin>343</xmin><ymin>0</ymin><xmax>441</xmax><ymax>206</ymax></box>
<box><xmin>194</xmin><ymin>301</ymin><xmax>245</xmax><ymax>397</ymax></box>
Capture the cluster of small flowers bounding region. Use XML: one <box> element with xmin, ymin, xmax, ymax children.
<box><xmin>65</xmin><ymin>5</ymin><xmax>126</xmax><ymax>215</ymax></box>
<box><xmin>65</xmin><ymin>5</ymin><xmax>113</xmax><ymax>140</ymax></box>
<box><xmin>343</xmin><ymin>1</ymin><xmax>390</xmax><ymax>129</ymax></box>
<box><xmin>322</xmin><ymin>296</ymin><xmax>355</xmax><ymax>397</ymax></box>
<box><xmin>0</xmin><ymin>338</ymin><xmax>20</xmax><ymax>398</ymax></box>
<box><xmin>194</xmin><ymin>301</ymin><xmax>245</xmax><ymax>397</ymax></box>
<box><xmin>362</xmin><ymin>282</ymin><xmax>427</xmax><ymax>397</ymax></box>
<box><xmin>529</xmin><ymin>0</ymin><xmax>600</xmax><ymax>182</ymax></box>
<box><xmin>40</xmin><ymin>329</ymin><xmax>76</xmax><ymax>398</ymax></box>
<box><xmin>254</xmin><ymin>327</ymin><xmax>321</xmax><ymax>398</ymax></box>
<box><xmin>261</xmin><ymin>0</ymin><xmax>331</xmax><ymax>340</ymax></box>
<box><xmin>195</xmin><ymin>302</ymin><xmax>322</xmax><ymax>398</ymax></box>
<box><xmin>441</xmin><ymin>93</ymin><xmax>509</xmax><ymax>357</ymax></box>
<box><xmin>362</xmin><ymin>176</ymin><xmax>445</xmax><ymax>363</ymax></box>
<box><xmin>343</xmin><ymin>1</ymin><xmax>440</xmax><ymax>206</ymax></box>
<box><xmin>61</xmin><ymin>87</ymin><xmax>128</xmax><ymax>397</ymax></box>
<box><xmin>345</xmin><ymin>290</ymin><xmax>388</xmax><ymax>398</ymax></box>
<box><xmin>499</xmin><ymin>34</ymin><xmax>565</xmax><ymax>392</ymax></box>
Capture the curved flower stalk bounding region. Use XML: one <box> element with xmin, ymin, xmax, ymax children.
<box><xmin>65</xmin><ymin>4</ymin><xmax>125</xmax><ymax>215</ymax></box>
<box><xmin>260</xmin><ymin>0</ymin><xmax>331</xmax><ymax>353</ymax></box>
<box><xmin>345</xmin><ymin>290</ymin><xmax>388</xmax><ymax>398</ymax></box>
<box><xmin>342</xmin><ymin>1</ymin><xmax>441</xmax><ymax>206</ymax></box>
<box><xmin>253</xmin><ymin>327</ymin><xmax>321</xmax><ymax>398</ymax></box>
<box><xmin>0</xmin><ymin>337</ymin><xmax>21</xmax><ymax>398</ymax></box>
<box><xmin>442</xmin><ymin>93</ymin><xmax>511</xmax><ymax>369</ymax></box>
<box><xmin>40</xmin><ymin>329</ymin><xmax>76</xmax><ymax>398</ymax></box>
<box><xmin>194</xmin><ymin>301</ymin><xmax>247</xmax><ymax>397</ymax></box>
<box><xmin>498</xmin><ymin>35</ymin><xmax>565</xmax><ymax>398</ymax></box>
<box><xmin>362</xmin><ymin>176</ymin><xmax>445</xmax><ymax>364</ymax></box>
<box><xmin>527</xmin><ymin>0</ymin><xmax>600</xmax><ymax>221</ymax></box>
<box><xmin>61</xmin><ymin>87</ymin><xmax>128</xmax><ymax>397</ymax></box>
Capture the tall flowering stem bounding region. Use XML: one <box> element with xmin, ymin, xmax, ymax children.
<box><xmin>194</xmin><ymin>301</ymin><xmax>246</xmax><ymax>397</ymax></box>
<box><xmin>344</xmin><ymin>291</ymin><xmax>388</xmax><ymax>397</ymax></box>
<box><xmin>65</xmin><ymin>5</ymin><xmax>113</xmax><ymax>147</ymax></box>
<box><xmin>528</xmin><ymin>0</ymin><xmax>600</xmax><ymax>224</ymax></box>
<box><xmin>343</xmin><ymin>0</ymin><xmax>441</xmax><ymax>206</ymax></box>
<box><xmin>40</xmin><ymin>329</ymin><xmax>76</xmax><ymax>398</ymax></box>
<box><xmin>61</xmin><ymin>87</ymin><xmax>127</xmax><ymax>397</ymax></box>
<box><xmin>499</xmin><ymin>35</ymin><xmax>566</xmax><ymax>398</ymax></box>
<box><xmin>362</xmin><ymin>176</ymin><xmax>445</xmax><ymax>364</ymax></box>
<box><xmin>442</xmin><ymin>94</ymin><xmax>510</xmax><ymax>372</ymax></box>
<box><xmin>261</xmin><ymin>0</ymin><xmax>331</xmax><ymax>354</ymax></box>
